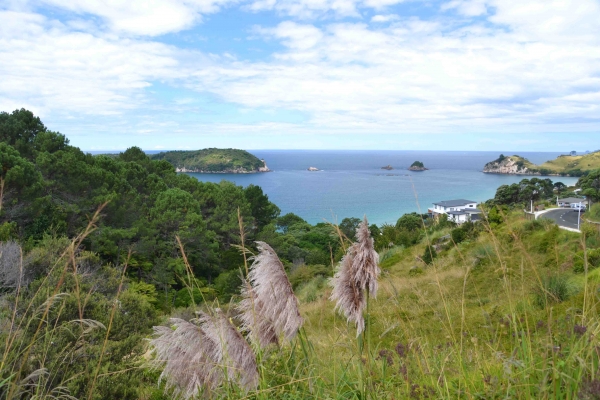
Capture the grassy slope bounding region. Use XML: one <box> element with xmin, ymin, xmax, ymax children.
<box><xmin>152</xmin><ymin>148</ymin><xmax>264</xmax><ymax>172</ymax></box>
<box><xmin>280</xmin><ymin>214</ymin><xmax>600</xmax><ymax>399</ymax></box>
<box><xmin>589</xmin><ymin>203</ymin><xmax>600</xmax><ymax>223</ymax></box>
<box><xmin>539</xmin><ymin>151</ymin><xmax>600</xmax><ymax>174</ymax></box>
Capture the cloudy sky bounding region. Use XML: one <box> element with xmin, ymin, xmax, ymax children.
<box><xmin>1</xmin><ymin>0</ymin><xmax>600</xmax><ymax>151</ymax></box>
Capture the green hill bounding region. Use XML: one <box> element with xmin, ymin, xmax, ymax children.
<box><xmin>538</xmin><ymin>151</ymin><xmax>600</xmax><ymax>176</ymax></box>
<box><xmin>484</xmin><ymin>152</ymin><xmax>600</xmax><ymax>176</ymax></box>
<box><xmin>152</xmin><ymin>148</ymin><xmax>269</xmax><ymax>173</ymax></box>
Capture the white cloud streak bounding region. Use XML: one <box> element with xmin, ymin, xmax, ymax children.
<box><xmin>35</xmin><ymin>0</ymin><xmax>236</xmax><ymax>36</ymax></box>
<box><xmin>1</xmin><ymin>0</ymin><xmax>600</xmax><ymax>139</ymax></box>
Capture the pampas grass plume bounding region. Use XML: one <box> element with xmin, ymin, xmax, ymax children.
<box><xmin>238</xmin><ymin>241</ymin><xmax>303</xmax><ymax>347</ymax></box>
<box><xmin>150</xmin><ymin>311</ymin><xmax>259</xmax><ymax>399</ymax></box>
<box><xmin>330</xmin><ymin>216</ymin><xmax>380</xmax><ymax>335</ymax></box>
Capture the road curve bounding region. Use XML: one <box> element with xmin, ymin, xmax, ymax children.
<box><xmin>539</xmin><ymin>208</ymin><xmax>583</xmax><ymax>230</ymax></box>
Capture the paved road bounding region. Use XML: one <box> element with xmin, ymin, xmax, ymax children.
<box><xmin>540</xmin><ymin>208</ymin><xmax>583</xmax><ymax>230</ymax></box>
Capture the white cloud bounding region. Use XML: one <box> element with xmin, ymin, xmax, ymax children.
<box><xmin>35</xmin><ymin>0</ymin><xmax>236</xmax><ymax>36</ymax></box>
<box><xmin>189</xmin><ymin>3</ymin><xmax>600</xmax><ymax>133</ymax></box>
<box><xmin>441</xmin><ymin>0</ymin><xmax>488</xmax><ymax>17</ymax></box>
<box><xmin>0</xmin><ymin>11</ymin><xmax>190</xmax><ymax>116</ymax></box>
<box><xmin>247</xmin><ymin>0</ymin><xmax>408</xmax><ymax>19</ymax></box>
<box><xmin>371</xmin><ymin>14</ymin><xmax>399</xmax><ymax>22</ymax></box>
<box><xmin>256</xmin><ymin>21</ymin><xmax>324</xmax><ymax>49</ymax></box>
<box><xmin>2</xmin><ymin>0</ymin><xmax>600</xmax><ymax>141</ymax></box>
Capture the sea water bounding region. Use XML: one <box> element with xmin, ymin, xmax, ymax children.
<box><xmin>186</xmin><ymin>151</ymin><xmax>580</xmax><ymax>226</ymax></box>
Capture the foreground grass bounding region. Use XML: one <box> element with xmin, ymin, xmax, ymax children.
<box><xmin>244</xmin><ymin>213</ymin><xmax>600</xmax><ymax>399</ymax></box>
<box><xmin>3</xmin><ymin>211</ymin><xmax>600</xmax><ymax>399</ymax></box>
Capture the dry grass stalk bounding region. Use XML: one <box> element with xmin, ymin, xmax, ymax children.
<box><xmin>330</xmin><ymin>216</ymin><xmax>380</xmax><ymax>335</ymax></box>
<box><xmin>237</xmin><ymin>279</ymin><xmax>278</xmax><ymax>349</ymax></box>
<box><xmin>151</xmin><ymin>318</ymin><xmax>221</xmax><ymax>399</ymax></box>
<box><xmin>198</xmin><ymin>310</ymin><xmax>259</xmax><ymax>391</ymax></box>
<box><xmin>151</xmin><ymin>310</ymin><xmax>259</xmax><ymax>399</ymax></box>
<box><xmin>239</xmin><ymin>241</ymin><xmax>303</xmax><ymax>345</ymax></box>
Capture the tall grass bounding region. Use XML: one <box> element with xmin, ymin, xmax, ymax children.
<box><xmin>184</xmin><ymin>209</ymin><xmax>599</xmax><ymax>399</ymax></box>
<box><xmin>4</xmin><ymin>206</ymin><xmax>600</xmax><ymax>399</ymax></box>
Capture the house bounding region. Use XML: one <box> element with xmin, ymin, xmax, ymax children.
<box><xmin>570</xmin><ymin>151</ymin><xmax>577</xmax><ymax>156</ymax></box>
<box><xmin>429</xmin><ymin>199</ymin><xmax>481</xmax><ymax>224</ymax></box>
<box><xmin>558</xmin><ymin>197</ymin><xmax>588</xmax><ymax>207</ymax></box>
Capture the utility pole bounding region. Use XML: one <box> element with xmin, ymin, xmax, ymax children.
<box><xmin>578</xmin><ymin>202</ymin><xmax>581</xmax><ymax>231</ymax></box>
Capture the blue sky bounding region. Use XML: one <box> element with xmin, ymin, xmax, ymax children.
<box><xmin>1</xmin><ymin>0</ymin><xmax>600</xmax><ymax>151</ymax></box>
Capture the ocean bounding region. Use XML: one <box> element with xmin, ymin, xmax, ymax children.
<box><xmin>183</xmin><ymin>150</ymin><xmax>578</xmax><ymax>226</ymax></box>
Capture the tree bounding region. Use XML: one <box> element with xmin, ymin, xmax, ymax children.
<box><xmin>277</xmin><ymin>213</ymin><xmax>306</xmax><ymax>233</ymax></box>
<box><xmin>339</xmin><ymin>217</ymin><xmax>361</xmax><ymax>240</ymax></box>
<box><xmin>493</xmin><ymin>184</ymin><xmax>520</xmax><ymax>205</ymax></box>
<box><xmin>0</xmin><ymin>108</ymin><xmax>48</xmax><ymax>159</ymax></box>
<box><xmin>396</xmin><ymin>212</ymin><xmax>423</xmax><ymax>232</ymax></box>
<box><xmin>579</xmin><ymin>169</ymin><xmax>600</xmax><ymax>204</ymax></box>
<box><xmin>553</xmin><ymin>182</ymin><xmax>566</xmax><ymax>195</ymax></box>
<box><xmin>244</xmin><ymin>184</ymin><xmax>280</xmax><ymax>231</ymax></box>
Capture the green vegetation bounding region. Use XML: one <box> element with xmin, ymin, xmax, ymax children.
<box><xmin>538</xmin><ymin>151</ymin><xmax>600</xmax><ymax>176</ymax></box>
<box><xmin>588</xmin><ymin>203</ymin><xmax>600</xmax><ymax>223</ymax></box>
<box><xmin>3</xmin><ymin>108</ymin><xmax>600</xmax><ymax>399</ymax></box>
<box><xmin>410</xmin><ymin>161</ymin><xmax>424</xmax><ymax>168</ymax></box>
<box><xmin>578</xmin><ymin>169</ymin><xmax>600</xmax><ymax>203</ymax></box>
<box><xmin>487</xmin><ymin>152</ymin><xmax>600</xmax><ymax>176</ymax></box>
<box><xmin>152</xmin><ymin>148</ymin><xmax>267</xmax><ymax>173</ymax></box>
<box><xmin>489</xmin><ymin>177</ymin><xmax>555</xmax><ymax>206</ymax></box>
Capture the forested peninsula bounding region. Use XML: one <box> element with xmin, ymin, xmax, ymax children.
<box><xmin>152</xmin><ymin>148</ymin><xmax>270</xmax><ymax>173</ymax></box>
<box><xmin>484</xmin><ymin>152</ymin><xmax>600</xmax><ymax>177</ymax></box>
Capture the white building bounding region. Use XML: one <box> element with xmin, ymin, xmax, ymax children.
<box><xmin>429</xmin><ymin>199</ymin><xmax>481</xmax><ymax>224</ymax></box>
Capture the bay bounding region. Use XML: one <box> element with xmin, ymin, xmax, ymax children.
<box><xmin>185</xmin><ymin>150</ymin><xmax>580</xmax><ymax>226</ymax></box>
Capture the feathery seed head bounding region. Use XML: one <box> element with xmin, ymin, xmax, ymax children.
<box><xmin>237</xmin><ymin>279</ymin><xmax>279</xmax><ymax>350</ymax></box>
<box><xmin>330</xmin><ymin>216</ymin><xmax>380</xmax><ymax>336</ymax></box>
<box><xmin>150</xmin><ymin>318</ymin><xmax>221</xmax><ymax>399</ymax></box>
<box><xmin>240</xmin><ymin>241</ymin><xmax>303</xmax><ymax>345</ymax></box>
<box><xmin>150</xmin><ymin>311</ymin><xmax>259</xmax><ymax>399</ymax></box>
<box><xmin>197</xmin><ymin>310</ymin><xmax>259</xmax><ymax>392</ymax></box>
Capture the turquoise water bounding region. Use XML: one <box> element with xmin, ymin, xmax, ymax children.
<box><xmin>186</xmin><ymin>151</ymin><xmax>579</xmax><ymax>226</ymax></box>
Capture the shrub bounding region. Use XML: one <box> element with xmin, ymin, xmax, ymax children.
<box><xmin>533</xmin><ymin>275</ymin><xmax>570</xmax><ymax>309</ymax></box>
<box><xmin>288</xmin><ymin>264</ymin><xmax>330</xmax><ymax>289</ymax></box>
<box><xmin>588</xmin><ymin>203</ymin><xmax>600</xmax><ymax>223</ymax></box>
<box><xmin>422</xmin><ymin>245</ymin><xmax>437</xmax><ymax>265</ymax></box>
<box><xmin>573</xmin><ymin>248</ymin><xmax>600</xmax><ymax>273</ymax></box>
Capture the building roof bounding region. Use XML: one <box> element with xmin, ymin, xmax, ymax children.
<box><xmin>464</xmin><ymin>209</ymin><xmax>482</xmax><ymax>214</ymax></box>
<box><xmin>432</xmin><ymin>199</ymin><xmax>477</xmax><ymax>207</ymax></box>
<box><xmin>447</xmin><ymin>210</ymin><xmax>468</xmax><ymax>215</ymax></box>
<box><xmin>558</xmin><ymin>197</ymin><xmax>588</xmax><ymax>204</ymax></box>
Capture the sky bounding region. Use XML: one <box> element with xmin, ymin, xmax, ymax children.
<box><xmin>1</xmin><ymin>0</ymin><xmax>600</xmax><ymax>151</ymax></box>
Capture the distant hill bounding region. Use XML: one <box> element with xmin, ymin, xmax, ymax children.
<box><xmin>483</xmin><ymin>152</ymin><xmax>600</xmax><ymax>177</ymax></box>
<box><xmin>152</xmin><ymin>148</ymin><xmax>270</xmax><ymax>173</ymax></box>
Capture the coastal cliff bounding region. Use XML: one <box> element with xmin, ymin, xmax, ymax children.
<box><xmin>152</xmin><ymin>148</ymin><xmax>271</xmax><ymax>173</ymax></box>
<box><xmin>483</xmin><ymin>155</ymin><xmax>535</xmax><ymax>175</ymax></box>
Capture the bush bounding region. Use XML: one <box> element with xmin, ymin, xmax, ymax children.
<box><xmin>288</xmin><ymin>264</ymin><xmax>330</xmax><ymax>289</ymax></box>
<box><xmin>533</xmin><ymin>275</ymin><xmax>570</xmax><ymax>309</ymax></box>
<box><xmin>588</xmin><ymin>203</ymin><xmax>600</xmax><ymax>223</ymax></box>
<box><xmin>573</xmin><ymin>248</ymin><xmax>600</xmax><ymax>273</ymax></box>
<box><xmin>422</xmin><ymin>245</ymin><xmax>437</xmax><ymax>265</ymax></box>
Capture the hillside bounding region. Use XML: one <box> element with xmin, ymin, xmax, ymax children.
<box><xmin>152</xmin><ymin>148</ymin><xmax>270</xmax><ymax>173</ymax></box>
<box><xmin>483</xmin><ymin>154</ymin><xmax>537</xmax><ymax>174</ymax></box>
<box><xmin>3</xmin><ymin>108</ymin><xmax>600</xmax><ymax>399</ymax></box>
<box><xmin>538</xmin><ymin>151</ymin><xmax>600</xmax><ymax>176</ymax></box>
<box><xmin>484</xmin><ymin>152</ymin><xmax>600</xmax><ymax>176</ymax></box>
